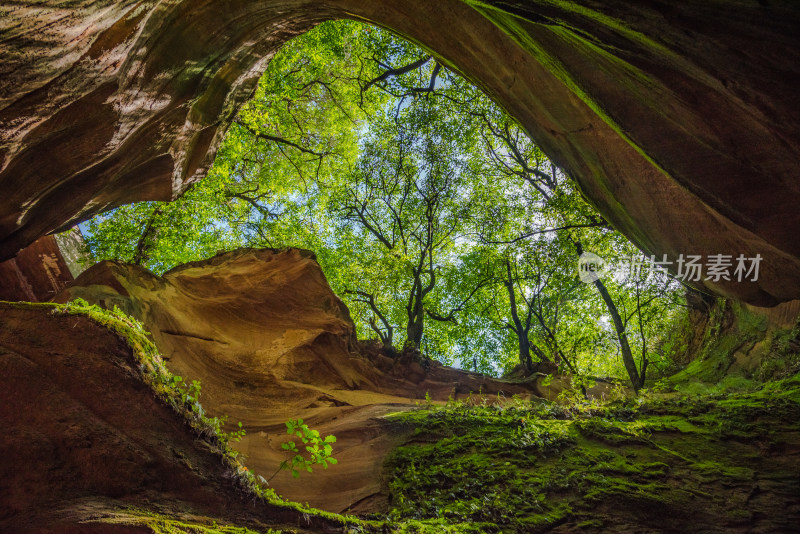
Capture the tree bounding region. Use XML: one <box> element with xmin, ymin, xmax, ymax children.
<box><xmin>463</xmin><ymin>96</ymin><xmax>683</xmax><ymax>387</ymax></box>
<box><xmin>330</xmin><ymin>100</ymin><xmax>476</xmax><ymax>349</ymax></box>
<box><xmin>82</xmin><ymin>18</ymin><xmax>685</xmax><ymax>384</ymax></box>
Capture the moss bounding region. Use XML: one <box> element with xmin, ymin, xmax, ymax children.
<box><xmin>692</xmin><ymin>461</ymin><xmax>753</xmax><ymax>483</ymax></box>
<box><xmin>102</xmin><ymin>515</ymin><xmax>280</xmax><ymax>533</ymax></box>
<box><xmin>1</xmin><ymin>300</ymin><xmax>377</xmax><ymax>533</ymax></box>
<box><xmin>381</xmin><ymin>376</ymin><xmax>800</xmax><ymax>532</ymax></box>
<box><xmin>663</xmin><ymin>300</ymin><xmax>797</xmax><ymax>393</ymax></box>
<box><xmin>90</xmin><ymin>508</ymin><xmax>287</xmax><ymax>533</ymax></box>
<box><xmin>756</xmin><ymin>321</ymin><xmax>800</xmax><ymax>381</ymax></box>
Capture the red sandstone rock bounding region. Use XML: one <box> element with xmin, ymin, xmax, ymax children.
<box><xmin>2</xmin><ymin>2</ymin><xmax>800</xmax><ymax>304</ymax></box>
<box><xmin>0</xmin><ymin>234</ymin><xmax>73</xmax><ymax>301</ymax></box>
<box><xmin>54</xmin><ymin>247</ymin><xmax>557</xmax><ymax>512</ymax></box>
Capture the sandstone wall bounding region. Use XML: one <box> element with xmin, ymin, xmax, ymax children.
<box><xmin>2</xmin><ymin>1</ymin><xmax>799</xmax><ymax>304</ymax></box>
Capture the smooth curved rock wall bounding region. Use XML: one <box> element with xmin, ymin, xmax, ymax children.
<box><xmin>2</xmin><ymin>1</ymin><xmax>799</xmax><ymax>304</ymax></box>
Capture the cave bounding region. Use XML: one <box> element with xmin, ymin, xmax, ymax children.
<box><xmin>2</xmin><ymin>1</ymin><xmax>800</xmax><ymax>532</ymax></box>
<box><xmin>3</xmin><ymin>1</ymin><xmax>800</xmax><ymax>304</ymax></box>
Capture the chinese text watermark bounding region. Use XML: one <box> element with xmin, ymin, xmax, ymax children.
<box><xmin>578</xmin><ymin>253</ymin><xmax>762</xmax><ymax>283</ymax></box>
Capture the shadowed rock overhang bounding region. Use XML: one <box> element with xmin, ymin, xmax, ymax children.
<box><xmin>2</xmin><ymin>0</ymin><xmax>799</xmax><ymax>304</ymax></box>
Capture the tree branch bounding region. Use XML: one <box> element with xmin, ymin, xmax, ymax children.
<box><xmin>361</xmin><ymin>55</ymin><xmax>432</xmax><ymax>95</ymax></box>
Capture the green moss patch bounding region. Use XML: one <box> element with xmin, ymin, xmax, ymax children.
<box><xmin>381</xmin><ymin>380</ymin><xmax>800</xmax><ymax>532</ymax></box>
<box><xmin>92</xmin><ymin>509</ymin><xmax>283</xmax><ymax>533</ymax></box>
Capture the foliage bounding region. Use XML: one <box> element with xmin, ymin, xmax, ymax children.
<box><xmin>381</xmin><ymin>377</ymin><xmax>800</xmax><ymax>532</ymax></box>
<box><xmin>280</xmin><ymin>419</ymin><xmax>338</xmax><ymax>478</ymax></box>
<box><xmin>81</xmin><ymin>20</ymin><xmax>380</xmax><ymax>273</ymax></box>
<box><xmin>80</xmin><ymin>19</ymin><xmax>686</xmax><ymax>387</ymax></box>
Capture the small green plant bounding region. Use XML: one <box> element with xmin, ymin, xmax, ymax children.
<box><xmin>278</xmin><ymin>419</ymin><xmax>337</xmax><ymax>478</ymax></box>
<box><xmin>557</xmin><ymin>374</ymin><xmax>597</xmax><ymax>408</ymax></box>
<box><xmin>222</xmin><ymin>420</ymin><xmax>247</xmax><ymax>443</ymax></box>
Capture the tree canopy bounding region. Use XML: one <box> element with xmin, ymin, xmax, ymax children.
<box><xmin>82</xmin><ymin>20</ymin><xmax>686</xmax><ymax>388</ymax></box>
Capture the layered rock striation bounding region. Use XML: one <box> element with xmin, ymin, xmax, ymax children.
<box><xmin>54</xmin><ymin>247</ymin><xmax>556</xmax><ymax>512</ymax></box>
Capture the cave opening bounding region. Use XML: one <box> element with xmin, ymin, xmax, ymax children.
<box><xmin>53</xmin><ymin>20</ymin><xmax>709</xmax><ymax>520</ymax></box>
<box><xmin>78</xmin><ymin>19</ymin><xmax>685</xmax><ymax>386</ymax></box>
<box><xmin>2</xmin><ymin>2</ymin><xmax>800</xmax><ymax>532</ymax></box>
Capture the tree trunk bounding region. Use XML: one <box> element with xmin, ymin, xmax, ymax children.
<box><xmin>574</xmin><ymin>240</ymin><xmax>641</xmax><ymax>389</ymax></box>
<box><xmin>592</xmin><ymin>276</ymin><xmax>641</xmax><ymax>390</ymax></box>
<box><xmin>406</xmin><ymin>316</ymin><xmax>424</xmax><ymax>348</ymax></box>
<box><xmin>369</xmin><ymin>316</ymin><xmax>393</xmax><ymax>349</ymax></box>
<box><xmin>406</xmin><ymin>268</ymin><xmax>430</xmax><ymax>349</ymax></box>
<box><xmin>504</xmin><ymin>259</ymin><xmax>534</xmax><ymax>371</ymax></box>
<box><xmin>132</xmin><ymin>206</ymin><xmax>164</xmax><ymax>266</ymax></box>
<box><xmin>406</xmin><ymin>287</ymin><xmax>424</xmax><ymax>348</ymax></box>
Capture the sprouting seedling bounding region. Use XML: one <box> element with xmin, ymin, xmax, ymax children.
<box><xmin>274</xmin><ymin>419</ymin><xmax>337</xmax><ymax>479</ymax></box>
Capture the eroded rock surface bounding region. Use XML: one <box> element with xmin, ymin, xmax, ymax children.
<box><xmin>2</xmin><ymin>1</ymin><xmax>800</xmax><ymax>304</ymax></box>
<box><xmin>54</xmin><ymin>247</ymin><xmax>556</xmax><ymax>512</ymax></box>
<box><xmin>0</xmin><ymin>234</ymin><xmax>74</xmax><ymax>301</ymax></box>
<box><xmin>0</xmin><ymin>303</ymin><xmax>347</xmax><ymax>533</ymax></box>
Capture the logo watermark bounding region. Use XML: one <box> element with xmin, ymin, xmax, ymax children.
<box><xmin>577</xmin><ymin>252</ymin><xmax>609</xmax><ymax>283</ymax></box>
<box><xmin>577</xmin><ymin>253</ymin><xmax>762</xmax><ymax>284</ymax></box>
